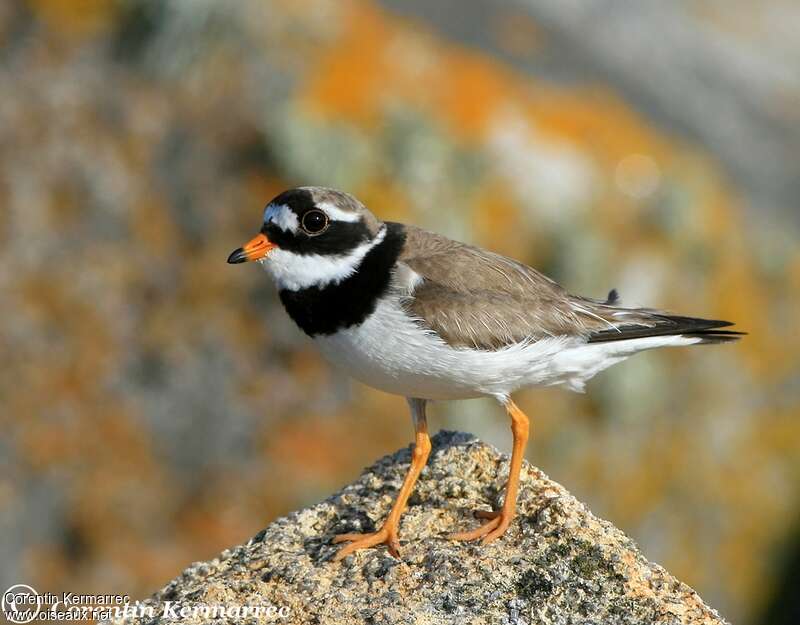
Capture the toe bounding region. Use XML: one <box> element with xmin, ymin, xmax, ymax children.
<box><xmin>481</xmin><ymin>517</ymin><xmax>512</xmax><ymax>544</ymax></box>
<box><xmin>449</xmin><ymin>515</ymin><xmax>501</xmax><ymax>541</ymax></box>
<box><xmin>387</xmin><ymin>536</ymin><xmax>401</xmax><ymax>558</ymax></box>
<box><xmin>333</xmin><ymin>531</ymin><xmax>387</xmax><ymax>561</ymax></box>
<box><xmin>331</xmin><ymin>525</ymin><xmax>406</xmax><ymax>561</ymax></box>
<box><xmin>332</xmin><ymin>532</ymin><xmax>367</xmax><ymax>544</ymax></box>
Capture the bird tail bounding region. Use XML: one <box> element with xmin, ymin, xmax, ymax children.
<box><xmin>572</xmin><ymin>292</ymin><xmax>746</xmax><ymax>345</ymax></box>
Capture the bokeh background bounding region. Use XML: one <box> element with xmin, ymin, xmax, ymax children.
<box><xmin>1</xmin><ymin>1</ymin><xmax>799</xmax><ymax>623</ymax></box>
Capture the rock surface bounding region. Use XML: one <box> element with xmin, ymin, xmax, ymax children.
<box><xmin>109</xmin><ymin>431</ymin><xmax>728</xmax><ymax>625</ymax></box>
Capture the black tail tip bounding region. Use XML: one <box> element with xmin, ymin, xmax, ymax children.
<box><xmin>686</xmin><ymin>329</ymin><xmax>747</xmax><ymax>344</ymax></box>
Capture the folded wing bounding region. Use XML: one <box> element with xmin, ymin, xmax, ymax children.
<box><xmin>396</xmin><ymin>225</ymin><xmax>743</xmax><ymax>350</ymax></box>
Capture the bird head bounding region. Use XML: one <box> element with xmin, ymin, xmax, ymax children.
<box><xmin>227</xmin><ymin>187</ymin><xmax>385</xmax><ymax>292</ymax></box>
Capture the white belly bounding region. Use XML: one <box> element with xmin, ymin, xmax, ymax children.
<box><xmin>313</xmin><ymin>297</ymin><xmax>702</xmax><ymax>400</ymax></box>
<box><xmin>314</xmin><ymin>298</ymin><xmax>571</xmax><ymax>400</ymax></box>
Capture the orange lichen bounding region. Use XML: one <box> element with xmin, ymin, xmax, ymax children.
<box><xmin>299</xmin><ymin>2</ymin><xmax>395</xmax><ymax>127</ymax></box>
<box><xmin>431</xmin><ymin>53</ymin><xmax>512</xmax><ymax>141</ymax></box>
<box><xmin>25</xmin><ymin>0</ymin><xmax>118</xmax><ymax>38</ymax></box>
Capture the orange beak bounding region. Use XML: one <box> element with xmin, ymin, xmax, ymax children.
<box><xmin>227</xmin><ymin>233</ymin><xmax>276</xmax><ymax>264</ymax></box>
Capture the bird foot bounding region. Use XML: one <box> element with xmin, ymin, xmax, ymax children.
<box><xmin>332</xmin><ymin>524</ymin><xmax>400</xmax><ymax>561</ymax></box>
<box><xmin>449</xmin><ymin>509</ymin><xmax>512</xmax><ymax>544</ymax></box>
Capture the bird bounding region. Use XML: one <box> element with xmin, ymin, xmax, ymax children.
<box><xmin>227</xmin><ymin>186</ymin><xmax>743</xmax><ymax>561</ymax></box>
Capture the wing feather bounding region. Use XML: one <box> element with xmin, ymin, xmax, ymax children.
<box><xmin>396</xmin><ymin>225</ymin><xmax>584</xmax><ymax>348</ymax></box>
<box><xmin>394</xmin><ymin>224</ymin><xmax>743</xmax><ymax>350</ymax></box>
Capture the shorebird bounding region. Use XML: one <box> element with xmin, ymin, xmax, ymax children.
<box><xmin>228</xmin><ymin>187</ymin><xmax>742</xmax><ymax>561</ymax></box>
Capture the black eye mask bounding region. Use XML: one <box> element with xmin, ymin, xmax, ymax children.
<box><xmin>262</xmin><ymin>218</ymin><xmax>373</xmax><ymax>256</ymax></box>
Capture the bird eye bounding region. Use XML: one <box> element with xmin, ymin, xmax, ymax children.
<box><xmin>301</xmin><ymin>209</ymin><xmax>328</xmax><ymax>235</ymax></box>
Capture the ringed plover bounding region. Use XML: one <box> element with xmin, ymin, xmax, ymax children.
<box><xmin>227</xmin><ymin>187</ymin><xmax>743</xmax><ymax>561</ymax></box>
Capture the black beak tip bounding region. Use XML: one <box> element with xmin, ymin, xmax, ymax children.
<box><xmin>227</xmin><ymin>248</ymin><xmax>247</xmax><ymax>264</ymax></box>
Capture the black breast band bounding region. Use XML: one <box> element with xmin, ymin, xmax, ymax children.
<box><xmin>278</xmin><ymin>223</ymin><xmax>406</xmax><ymax>336</ymax></box>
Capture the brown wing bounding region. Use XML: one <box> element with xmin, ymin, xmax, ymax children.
<box><xmin>395</xmin><ymin>225</ymin><xmax>743</xmax><ymax>349</ymax></box>
<box><xmin>396</xmin><ymin>225</ymin><xmax>588</xmax><ymax>349</ymax></box>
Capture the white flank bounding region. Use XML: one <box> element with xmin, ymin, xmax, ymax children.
<box><xmin>314</xmin><ymin>294</ymin><xmax>703</xmax><ymax>400</ymax></box>
<box><xmin>549</xmin><ymin>334</ymin><xmax>701</xmax><ymax>392</ymax></box>
<box><xmin>262</xmin><ymin>226</ymin><xmax>387</xmax><ymax>291</ymax></box>
<box><xmin>263</xmin><ymin>203</ymin><xmax>299</xmax><ymax>233</ymax></box>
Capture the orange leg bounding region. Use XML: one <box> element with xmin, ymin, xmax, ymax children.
<box><xmin>450</xmin><ymin>398</ymin><xmax>530</xmax><ymax>544</ymax></box>
<box><xmin>333</xmin><ymin>398</ymin><xmax>431</xmax><ymax>560</ymax></box>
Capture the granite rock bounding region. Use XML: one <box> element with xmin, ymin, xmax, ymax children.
<box><xmin>108</xmin><ymin>431</ymin><xmax>728</xmax><ymax>625</ymax></box>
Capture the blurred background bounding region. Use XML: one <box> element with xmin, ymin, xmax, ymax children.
<box><xmin>1</xmin><ymin>1</ymin><xmax>799</xmax><ymax>623</ymax></box>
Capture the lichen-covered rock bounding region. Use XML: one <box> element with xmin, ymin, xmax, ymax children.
<box><xmin>108</xmin><ymin>431</ymin><xmax>727</xmax><ymax>625</ymax></box>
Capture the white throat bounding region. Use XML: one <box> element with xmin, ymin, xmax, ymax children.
<box><xmin>262</xmin><ymin>226</ymin><xmax>387</xmax><ymax>292</ymax></box>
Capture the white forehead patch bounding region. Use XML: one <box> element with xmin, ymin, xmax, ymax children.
<box><xmin>315</xmin><ymin>201</ymin><xmax>361</xmax><ymax>223</ymax></box>
<box><xmin>262</xmin><ymin>226</ymin><xmax>387</xmax><ymax>292</ymax></box>
<box><xmin>263</xmin><ymin>203</ymin><xmax>299</xmax><ymax>233</ymax></box>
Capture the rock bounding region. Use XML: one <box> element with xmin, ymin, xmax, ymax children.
<box><xmin>107</xmin><ymin>431</ymin><xmax>728</xmax><ymax>625</ymax></box>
